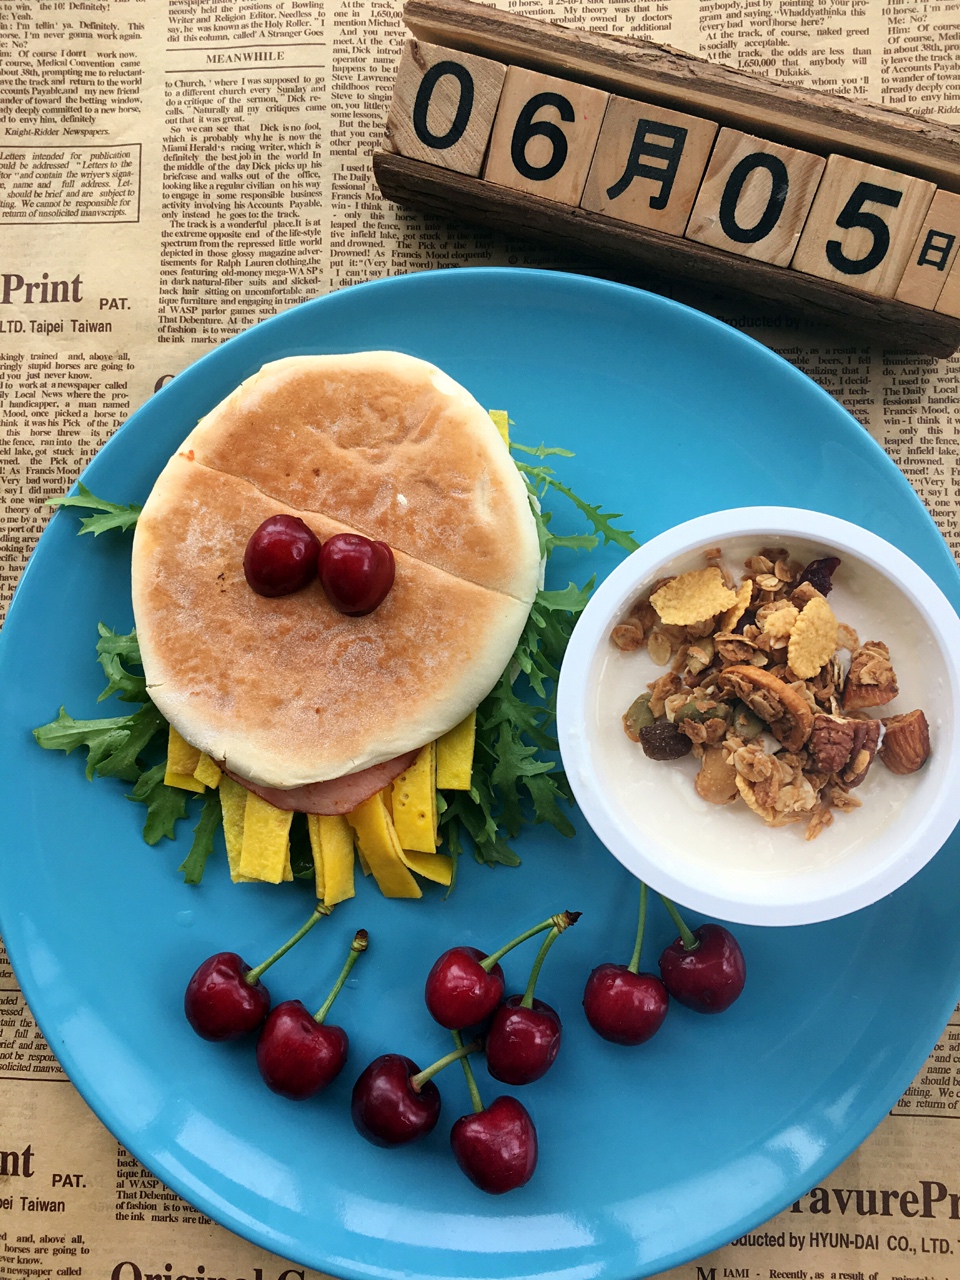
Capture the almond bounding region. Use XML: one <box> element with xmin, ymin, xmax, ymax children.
<box><xmin>879</xmin><ymin>709</ymin><xmax>931</xmax><ymax>775</ymax></box>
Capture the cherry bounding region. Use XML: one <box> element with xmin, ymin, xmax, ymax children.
<box><xmin>484</xmin><ymin>911</ymin><xmax>580</xmax><ymax>1086</ymax></box>
<box><xmin>256</xmin><ymin>929</ymin><xmax>367</xmax><ymax>1099</ymax></box>
<box><xmin>451</xmin><ymin>1096</ymin><xmax>538</xmax><ymax>1195</ymax></box>
<box><xmin>583</xmin><ymin>882</ymin><xmax>669</xmax><ymax>1046</ymax></box>
<box><xmin>185</xmin><ymin>903</ymin><xmax>331</xmax><ymax>1041</ymax></box>
<box><xmin>319</xmin><ymin>533</ymin><xmax>395</xmax><ymax>616</ymax></box>
<box><xmin>449</xmin><ymin>1029</ymin><xmax>538</xmax><ymax>1194</ymax></box>
<box><xmin>351</xmin><ymin>1039</ymin><xmax>479</xmax><ymax>1147</ymax></box>
<box><xmin>243</xmin><ymin>514</ymin><xmax>320</xmax><ymax>597</ymax></box>
<box><xmin>657</xmin><ymin>897</ymin><xmax>746</xmax><ymax>1014</ymax></box>
<box><xmin>486</xmin><ymin>995</ymin><xmax>561</xmax><ymax>1085</ymax></box>
<box><xmin>424</xmin><ymin>915</ymin><xmax>567</xmax><ymax>1031</ymax></box>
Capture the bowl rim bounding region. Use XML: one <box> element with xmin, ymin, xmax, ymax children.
<box><xmin>556</xmin><ymin>505</ymin><xmax>960</xmax><ymax>926</ymax></box>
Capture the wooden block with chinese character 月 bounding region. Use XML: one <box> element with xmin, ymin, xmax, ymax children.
<box><xmin>792</xmin><ymin>155</ymin><xmax>935</xmax><ymax>296</ymax></box>
<box><xmin>580</xmin><ymin>96</ymin><xmax>717</xmax><ymax>236</ymax></box>
<box><xmin>894</xmin><ymin>189</ymin><xmax>960</xmax><ymax>309</ymax></box>
<box><xmin>385</xmin><ymin>39</ymin><xmax>507</xmax><ymax>178</ymax></box>
<box><xmin>484</xmin><ymin>66</ymin><xmax>609</xmax><ymax>207</ymax></box>
<box><xmin>685</xmin><ymin>128</ymin><xmax>825</xmax><ymax>267</ymax></box>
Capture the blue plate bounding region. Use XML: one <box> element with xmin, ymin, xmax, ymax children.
<box><xmin>2</xmin><ymin>269</ymin><xmax>959</xmax><ymax>1280</ymax></box>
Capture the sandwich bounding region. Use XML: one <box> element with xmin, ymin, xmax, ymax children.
<box><xmin>130</xmin><ymin>351</ymin><xmax>542</xmax><ymax>815</ymax></box>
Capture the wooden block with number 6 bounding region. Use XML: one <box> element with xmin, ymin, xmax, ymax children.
<box><xmin>686</xmin><ymin>129</ymin><xmax>825</xmax><ymax>267</ymax></box>
<box><xmin>385</xmin><ymin>39</ymin><xmax>507</xmax><ymax>178</ymax></box>
<box><xmin>894</xmin><ymin>189</ymin><xmax>960</xmax><ymax>310</ymax></box>
<box><xmin>484</xmin><ymin>66</ymin><xmax>609</xmax><ymax>207</ymax></box>
<box><xmin>581</xmin><ymin>96</ymin><xmax>717</xmax><ymax>236</ymax></box>
<box><xmin>792</xmin><ymin>155</ymin><xmax>935</xmax><ymax>296</ymax></box>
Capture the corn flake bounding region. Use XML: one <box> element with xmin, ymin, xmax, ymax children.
<box><xmin>650</xmin><ymin>567</ymin><xmax>737</xmax><ymax>626</ymax></box>
<box><xmin>787</xmin><ymin>595</ymin><xmax>838</xmax><ymax>679</ymax></box>
<box><xmin>720</xmin><ymin>579</ymin><xmax>753</xmax><ymax>631</ymax></box>
<box><xmin>761</xmin><ymin>601</ymin><xmax>799</xmax><ymax>639</ymax></box>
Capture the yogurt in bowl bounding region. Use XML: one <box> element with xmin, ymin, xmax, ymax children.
<box><xmin>556</xmin><ymin>507</ymin><xmax>960</xmax><ymax>926</ymax></box>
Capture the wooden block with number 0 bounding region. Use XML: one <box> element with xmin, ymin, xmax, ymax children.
<box><xmin>484</xmin><ymin>66</ymin><xmax>609</xmax><ymax>206</ymax></box>
<box><xmin>580</xmin><ymin>96</ymin><xmax>717</xmax><ymax>236</ymax></box>
<box><xmin>791</xmin><ymin>155</ymin><xmax>935</xmax><ymax>296</ymax></box>
<box><xmin>385</xmin><ymin>39</ymin><xmax>507</xmax><ymax>178</ymax></box>
<box><xmin>686</xmin><ymin>129</ymin><xmax>825</xmax><ymax>267</ymax></box>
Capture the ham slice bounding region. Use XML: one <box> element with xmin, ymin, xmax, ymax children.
<box><xmin>223</xmin><ymin>750</ymin><xmax>419</xmax><ymax>815</ymax></box>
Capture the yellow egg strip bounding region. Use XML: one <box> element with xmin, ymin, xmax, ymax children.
<box><xmin>436</xmin><ymin>711</ymin><xmax>476</xmax><ymax>791</ymax></box>
<box><xmin>392</xmin><ymin>743</ymin><xmax>438</xmax><ymax>853</ymax></box>
<box><xmin>193</xmin><ymin>752</ymin><xmax>222</xmax><ymax>789</ymax></box>
<box><xmin>238</xmin><ymin>792</ymin><xmax>293</xmax><ymax>884</ymax></box>
<box><xmin>347</xmin><ymin>793</ymin><xmax>421</xmax><ymax>899</ymax></box>
<box><xmin>308</xmin><ymin>813</ymin><xmax>356</xmax><ymax>906</ymax></box>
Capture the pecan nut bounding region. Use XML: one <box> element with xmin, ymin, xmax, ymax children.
<box><xmin>808</xmin><ymin>714</ymin><xmax>880</xmax><ymax>787</ymax></box>
<box><xmin>879</xmin><ymin>709</ymin><xmax>931</xmax><ymax>775</ymax></box>
<box><xmin>842</xmin><ymin>640</ymin><xmax>899</xmax><ymax>712</ymax></box>
<box><xmin>716</xmin><ymin>664</ymin><xmax>814</xmax><ymax>752</ymax></box>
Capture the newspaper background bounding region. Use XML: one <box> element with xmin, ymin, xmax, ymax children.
<box><xmin>1</xmin><ymin>0</ymin><xmax>959</xmax><ymax>1277</ymax></box>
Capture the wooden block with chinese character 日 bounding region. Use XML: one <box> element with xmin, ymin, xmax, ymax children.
<box><xmin>484</xmin><ymin>66</ymin><xmax>609</xmax><ymax>207</ymax></box>
<box><xmin>792</xmin><ymin>155</ymin><xmax>935</xmax><ymax>296</ymax></box>
<box><xmin>580</xmin><ymin>96</ymin><xmax>717</xmax><ymax>236</ymax></box>
<box><xmin>685</xmin><ymin>128</ymin><xmax>825</xmax><ymax>267</ymax></box>
<box><xmin>385</xmin><ymin>39</ymin><xmax>507</xmax><ymax>178</ymax></box>
<box><xmin>894</xmin><ymin>189</ymin><xmax>960</xmax><ymax>309</ymax></box>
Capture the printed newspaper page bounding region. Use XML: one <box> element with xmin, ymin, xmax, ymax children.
<box><xmin>1</xmin><ymin>1</ymin><xmax>960</xmax><ymax>1278</ymax></box>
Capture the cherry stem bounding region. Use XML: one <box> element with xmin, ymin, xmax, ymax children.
<box><xmin>244</xmin><ymin>903</ymin><xmax>332</xmax><ymax>986</ymax></box>
<box><xmin>659</xmin><ymin>894</ymin><xmax>700</xmax><ymax>953</ymax></box>
<box><xmin>313</xmin><ymin>929</ymin><xmax>368</xmax><ymax>1025</ymax></box>
<box><xmin>452</xmin><ymin>1028</ymin><xmax>484</xmax><ymax>1115</ymax></box>
<box><xmin>521</xmin><ymin>927</ymin><xmax>558</xmax><ymax>1008</ymax></box>
<box><xmin>482</xmin><ymin>910</ymin><xmax>580</xmax><ymax>972</ymax></box>
<box><xmin>627</xmin><ymin>882</ymin><xmax>648</xmax><ymax>975</ymax></box>
<box><xmin>409</xmin><ymin>1035</ymin><xmax>481</xmax><ymax>1093</ymax></box>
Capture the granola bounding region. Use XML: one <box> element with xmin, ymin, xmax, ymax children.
<box><xmin>612</xmin><ymin>544</ymin><xmax>930</xmax><ymax>839</ymax></box>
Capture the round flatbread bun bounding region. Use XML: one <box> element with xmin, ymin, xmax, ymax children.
<box><xmin>131</xmin><ymin>352</ymin><xmax>541</xmax><ymax>789</ymax></box>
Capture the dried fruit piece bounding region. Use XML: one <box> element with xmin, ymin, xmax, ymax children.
<box><xmin>879</xmin><ymin>709</ymin><xmax>931</xmax><ymax>775</ymax></box>
<box><xmin>716</xmin><ymin>664</ymin><xmax>814</xmax><ymax>752</ymax></box>
<box><xmin>650</xmin><ymin>567</ymin><xmax>737</xmax><ymax>626</ymax></box>
<box><xmin>788</xmin><ymin>595</ymin><xmax>838</xmax><ymax>680</ymax></box>
<box><xmin>842</xmin><ymin>640</ymin><xmax>899</xmax><ymax>712</ymax></box>
<box><xmin>797</xmin><ymin>556</ymin><xmax>841</xmax><ymax>596</ymax></box>
<box><xmin>637</xmin><ymin>720</ymin><xmax>693</xmax><ymax>761</ymax></box>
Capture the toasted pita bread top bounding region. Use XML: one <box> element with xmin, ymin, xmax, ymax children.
<box><xmin>131</xmin><ymin>354</ymin><xmax>541</xmax><ymax>789</ymax></box>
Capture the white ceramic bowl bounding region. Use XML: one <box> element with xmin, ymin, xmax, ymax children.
<box><xmin>557</xmin><ymin>507</ymin><xmax>960</xmax><ymax>926</ymax></box>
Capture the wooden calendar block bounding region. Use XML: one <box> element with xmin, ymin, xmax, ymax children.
<box><xmin>685</xmin><ymin>129</ymin><xmax>825</xmax><ymax>267</ymax></box>
<box><xmin>934</xmin><ymin>251</ymin><xmax>960</xmax><ymax>318</ymax></box>
<box><xmin>792</xmin><ymin>155</ymin><xmax>935</xmax><ymax>296</ymax></box>
<box><xmin>894</xmin><ymin>189</ymin><xmax>960</xmax><ymax>309</ymax></box>
<box><xmin>484</xmin><ymin>66</ymin><xmax>608</xmax><ymax>206</ymax></box>
<box><xmin>580</xmin><ymin>96</ymin><xmax>717</xmax><ymax>236</ymax></box>
<box><xmin>385</xmin><ymin>39</ymin><xmax>507</xmax><ymax>178</ymax></box>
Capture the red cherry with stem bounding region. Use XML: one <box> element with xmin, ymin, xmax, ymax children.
<box><xmin>424</xmin><ymin>914</ymin><xmax>569</xmax><ymax>1030</ymax></box>
<box><xmin>256</xmin><ymin>929</ymin><xmax>367</xmax><ymax>1099</ymax></box>
<box><xmin>583</xmin><ymin>882</ymin><xmax>669</xmax><ymax>1046</ymax></box>
<box><xmin>657</xmin><ymin>897</ymin><xmax>746</xmax><ymax>1014</ymax></box>
<box><xmin>185</xmin><ymin>903</ymin><xmax>331</xmax><ymax>1041</ymax></box>
<box><xmin>319</xmin><ymin>533</ymin><xmax>395</xmax><ymax>616</ymax></box>
<box><xmin>351</xmin><ymin>1038</ymin><xmax>480</xmax><ymax>1148</ymax></box>
<box><xmin>243</xmin><ymin>514</ymin><xmax>320</xmax><ymax>597</ymax></box>
<box><xmin>485</xmin><ymin>911</ymin><xmax>580</xmax><ymax>1085</ymax></box>
<box><xmin>450</xmin><ymin>1030</ymin><xmax>538</xmax><ymax>1194</ymax></box>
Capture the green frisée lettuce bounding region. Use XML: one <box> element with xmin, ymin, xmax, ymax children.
<box><xmin>34</xmin><ymin>436</ymin><xmax>639</xmax><ymax>885</ymax></box>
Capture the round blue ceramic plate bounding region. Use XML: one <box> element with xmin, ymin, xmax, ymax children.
<box><xmin>1</xmin><ymin>269</ymin><xmax>958</xmax><ymax>1280</ymax></box>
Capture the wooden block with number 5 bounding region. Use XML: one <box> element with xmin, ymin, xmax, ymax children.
<box><xmin>791</xmin><ymin>155</ymin><xmax>935</xmax><ymax>296</ymax></box>
<box><xmin>581</xmin><ymin>96</ymin><xmax>717</xmax><ymax>236</ymax></box>
<box><xmin>484</xmin><ymin>66</ymin><xmax>609</xmax><ymax>206</ymax></box>
<box><xmin>385</xmin><ymin>39</ymin><xmax>507</xmax><ymax>178</ymax></box>
<box><xmin>686</xmin><ymin>129</ymin><xmax>825</xmax><ymax>266</ymax></box>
